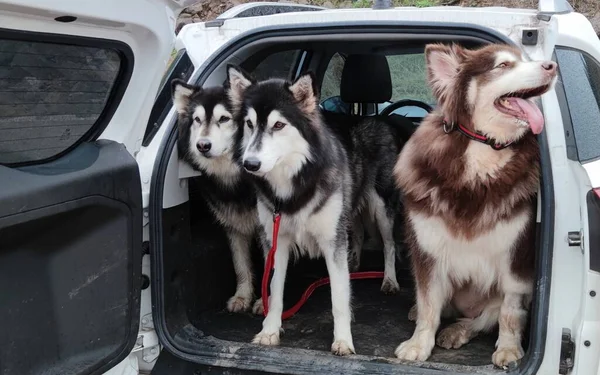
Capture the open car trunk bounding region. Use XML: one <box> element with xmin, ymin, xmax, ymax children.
<box><xmin>149</xmin><ymin>22</ymin><xmax>553</xmax><ymax>375</ymax></box>
<box><xmin>164</xmin><ymin>179</ymin><xmax>505</xmax><ymax>369</ymax></box>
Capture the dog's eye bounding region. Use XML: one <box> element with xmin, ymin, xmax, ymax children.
<box><xmin>193</xmin><ymin>116</ymin><xmax>201</xmax><ymax>123</ymax></box>
<box><xmin>218</xmin><ymin>116</ymin><xmax>230</xmax><ymax>123</ymax></box>
<box><xmin>246</xmin><ymin>119</ymin><xmax>254</xmax><ymax>129</ymax></box>
<box><xmin>273</xmin><ymin>121</ymin><xmax>286</xmax><ymax>130</ymax></box>
<box><xmin>496</xmin><ymin>62</ymin><xmax>509</xmax><ymax>69</ymax></box>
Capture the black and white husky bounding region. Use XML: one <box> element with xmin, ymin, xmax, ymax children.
<box><xmin>172</xmin><ymin>79</ymin><xmax>258</xmax><ymax>313</ymax></box>
<box><xmin>227</xmin><ymin>66</ymin><xmax>401</xmax><ymax>355</ymax></box>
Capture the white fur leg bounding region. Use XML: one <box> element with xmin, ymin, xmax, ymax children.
<box><xmin>225</xmin><ymin>232</ymin><xmax>254</xmax><ymax>313</ymax></box>
<box><xmin>252</xmin><ymin>235</ymin><xmax>291</xmax><ymax>347</ymax></box>
<box><xmin>437</xmin><ymin>297</ymin><xmax>500</xmax><ymax>349</ymax></box>
<box><xmin>371</xmin><ymin>195</ymin><xmax>399</xmax><ymax>294</ymax></box>
<box><xmin>395</xmin><ymin>273</ymin><xmax>449</xmax><ymax>361</ymax></box>
<box><xmin>492</xmin><ymin>292</ymin><xmax>527</xmax><ymax>367</ymax></box>
<box><xmin>323</xmin><ymin>242</ymin><xmax>355</xmax><ymax>356</ymax></box>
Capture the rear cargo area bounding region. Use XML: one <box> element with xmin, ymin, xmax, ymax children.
<box><xmin>158</xmin><ymin>177</ymin><xmax>523</xmax><ymax>372</ymax></box>
<box><xmin>152</xmin><ymin>30</ymin><xmax>546</xmax><ymax>375</ymax></box>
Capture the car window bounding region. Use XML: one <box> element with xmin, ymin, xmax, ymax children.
<box><xmin>251</xmin><ymin>50</ymin><xmax>303</xmax><ymax>81</ymax></box>
<box><xmin>319</xmin><ymin>52</ymin><xmax>434</xmax><ymax>116</ymax></box>
<box><xmin>0</xmin><ymin>39</ymin><xmax>124</xmax><ymax>165</ymax></box>
<box><xmin>142</xmin><ymin>49</ymin><xmax>194</xmax><ymax>147</ymax></box>
<box><xmin>387</xmin><ymin>53</ymin><xmax>435</xmax><ymax>105</ymax></box>
<box><xmin>320</xmin><ymin>52</ymin><xmax>345</xmax><ymax>102</ymax></box>
<box><xmin>555</xmin><ymin>48</ymin><xmax>600</xmax><ymax>163</ymax></box>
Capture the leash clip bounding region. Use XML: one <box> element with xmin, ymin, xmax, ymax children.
<box><xmin>490</xmin><ymin>141</ymin><xmax>512</xmax><ymax>150</ymax></box>
<box><xmin>443</xmin><ymin>120</ymin><xmax>455</xmax><ymax>134</ymax></box>
<box><xmin>273</xmin><ymin>201</ymin><xmax>281</xmax><ymax>222</ymax></box>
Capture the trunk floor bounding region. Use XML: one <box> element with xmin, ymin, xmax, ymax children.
<box><xmin>190</xmin><ymin>279</ymin><xmax>497</xmax><ymax>366</ymax></box>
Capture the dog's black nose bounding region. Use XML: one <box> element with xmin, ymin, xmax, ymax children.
<box><xmin>197</xmin><ymin>140</ymin><xmax>211</xmax><ymax>153</ymax></box>
<box><xmin>541</xmin><ymin>61</ymin><xmax>557</xmax><ymax>73</ymax></box>
<box><xmin>243</xmin><ymin>158</ymin><xmax>261</xmax><ymax>172</ymax></box>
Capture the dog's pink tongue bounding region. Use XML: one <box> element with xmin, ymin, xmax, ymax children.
<box><xmin>508</xmin><ymin>97</ymin><xmax>545</xmax><ymax>134</ymax></box>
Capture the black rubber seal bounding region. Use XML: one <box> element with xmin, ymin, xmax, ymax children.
<box><xmin>587</xmin><ymin>190</ymin><xmax>600</xmax><ymax>272</ymax></box>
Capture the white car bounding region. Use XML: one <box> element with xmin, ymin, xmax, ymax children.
<box><xmin>0</xmin><ymin>1</ymin><xmax>599</xmax><ymax>375</ymax></box>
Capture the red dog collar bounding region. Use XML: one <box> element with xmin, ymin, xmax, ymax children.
<box><xmin>443</xmin><ymin>120</ymin><xmax>513</xmax><ymax>151</ymax></box>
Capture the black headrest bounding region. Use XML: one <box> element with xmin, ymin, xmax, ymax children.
<box><xmin>340</xmin><ymin>54</ymin><xmax>392</xmax><ymax>103</ymax></box>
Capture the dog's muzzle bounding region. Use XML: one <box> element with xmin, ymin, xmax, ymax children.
<box><xmin>197</xmin><ymin>139</ymin><xmax>212</xmax><ymax>154</ymax></box>
<box><xmin>243</xmin><ymin>157</ymin><xmax>261</xmax><ymax>172</ymax></box>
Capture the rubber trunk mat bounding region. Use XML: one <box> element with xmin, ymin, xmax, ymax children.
<box><xmin>189</xmin><ymin>279</ymin><xmax>499</xmax><ymax>366</ymax></box>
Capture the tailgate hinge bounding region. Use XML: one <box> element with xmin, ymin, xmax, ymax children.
<box><xmin>559</xmin><ymin>328</ymin><xmax>575</xmax><ymax>374</ymax></box>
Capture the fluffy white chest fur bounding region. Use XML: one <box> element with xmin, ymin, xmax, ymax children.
<box><xmin>409</xmin><ymin>209</ymin><xmax>530</xmax><ymax>292</ymax></box>
<box><xmin>256</xmin><ymin>190</ymin><xmax>344</xmax><ymax>260</ymax></box>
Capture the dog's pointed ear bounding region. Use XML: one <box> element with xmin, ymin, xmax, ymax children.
<box><xmin>226</xmin><ymin>64</ymin><xmax>254</xmax><ymax>108</ymax></box>
<box><xmin>171</xmin><ymin>79</ymin><xmax>200</xmax><ymax>114</ymax></box>
<box><xmin>425</xmin><ymin>43</ymin><xmax>465</xmax><ymax>98</ymax></box>
<box><xmin>289</xmin><ymin>72</ymin><xmax>318</xmax><ymax>114</ymax></box>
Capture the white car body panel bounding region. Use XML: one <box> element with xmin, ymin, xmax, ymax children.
<box><xmin>0</xmin><ymin>0</ymin><xmax>188</xmax><ymax>156</ymax></box>
<box><xmin>3</xmin><ymin>1</ymin><xmax>599</xmax><ymax>374</ymax></box>
<box><xmin>178</xmin><ymin>6</ymin><xmax>549</xmax><ymax>67</ymax></box>
<box><xmin>552</xmin><ymin>12</ymin><xmax>600</xmax><ymax>375</ymax></box>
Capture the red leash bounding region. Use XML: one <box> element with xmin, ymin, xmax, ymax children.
<box><xmin>261</xmin><ymin>211</ymin><xmax>385</xmax><ymax>320</ymax></box>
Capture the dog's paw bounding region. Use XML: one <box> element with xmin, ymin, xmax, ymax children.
<box><xmin>395</xmin><ymin>338</ymin><xmax>433</xmax><ymax>361</ymax></box>
<box><xmin>252</xmin><ymin>330</ymin><xmax>280</xmax><ymax>346</ymax></box>
<box><xmin>380</xmin><ymin>277</ymin><xmax>400</xmax><ymax>294</ymax></box>
<box><xmin>252</xmin><ymin>298</ymin><xmax>264</xmax><ymax>315</ymax></box>
<box><xmin>331</xmin><ymin>339</ymin><xmax>355</xmax><ymax>356</ymax></box>
<box><xmin>407</xmin><ymin>305</ymin><xmax>417</xmax><ymax>321</ymax></box>
<box><xmin>436</xmin><ymin>324</ymin><xmax>471</xmax><ymax>349</ymax></box>
<box><xmin>226</xmin><ymin>294</ymin><xmax>252</xmax><ymax>313</ymax></box>
<box><xmin>492</xmin><ymin>345</ymin><xmax>524</xmax><ymax>368</ymax></box>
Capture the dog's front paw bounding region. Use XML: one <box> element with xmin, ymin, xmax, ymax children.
<box><xmin>492</xmin><ymin>345</ymin><xmax>524</xmax><ymax>368</ymax></box>
<box><xmin>381</xmin><ymin>277</ymin><xmax>400</xmax><ymax>294</ymax></box>
<box><xmin>407</xmin><ymin>305</ymin><xmax>417</xmax><ymax>321</ymax></box>
<box><xmin>331</xmin><ymin>339</ymin><xmax>355</xmax><ymax>356</ymax></box>
<box><xmin>252</xmin><ymin>298</ymin><xmax>264</xmax><ymax>315</ymax></box>
<box><xmin>226</xmin><ymin>294</ymin><xmax>252</xmax><ymax>313</ymax></box>
<box><xmin>252</xmin><ymin>330</ymin><xmax>280</xmax><ymax>346</ymax></box>
<box><xmin>395</xmin><ymin>338</ymin><xmax>433</xmax><ymax>361</ymax></box>
<box><xmin>436</xmin><ymin>324</ymin><xmax>471</xmax><ymax>349</ymax></box>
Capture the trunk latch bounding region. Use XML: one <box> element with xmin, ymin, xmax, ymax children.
<box><xmin>559</xmin><ymin>328</ymin><xmax>575</xmax><ymax>374</ymax></box>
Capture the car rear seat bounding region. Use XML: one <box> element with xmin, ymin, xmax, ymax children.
<box><xmin>321</xmin><ymin>53</ymin><xmax>415</xmax><ymax>148</ymax></box>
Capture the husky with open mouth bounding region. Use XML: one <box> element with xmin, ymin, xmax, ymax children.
<box><xmin>393</xmin><ymin>43</ymin><xmax>557</xmax><ymax>367</ymax></box>
<box><xmin>227</xmin><ymin>64</ymin><xmax>402</xmax><ymax>355</ymax></box>
<box><xmin>172</xmin><ymin>79</ymin><xmax>258</xmax><ymax>314</ymax></box>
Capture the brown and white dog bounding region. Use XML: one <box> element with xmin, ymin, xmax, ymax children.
<box><xmin>393</xmin><ymin>43</ymin><xmax>557</xmax><ymax>367</ymax></box>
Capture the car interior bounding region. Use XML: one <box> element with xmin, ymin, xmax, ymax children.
<box><xmin>152</xmin><ymin>35</ymin><xmax>540</xmax><ymax>374</ymax></box>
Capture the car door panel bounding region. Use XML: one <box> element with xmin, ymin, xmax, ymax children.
<box><xmin>0</xmin><ymin>0</ymin><xmax>183</xmax><ymax>373</ymax></box>
<box><xmin>0</xmin><ymin>141</ymin><xmax>142</xmax><ymax>375</ymax></box>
